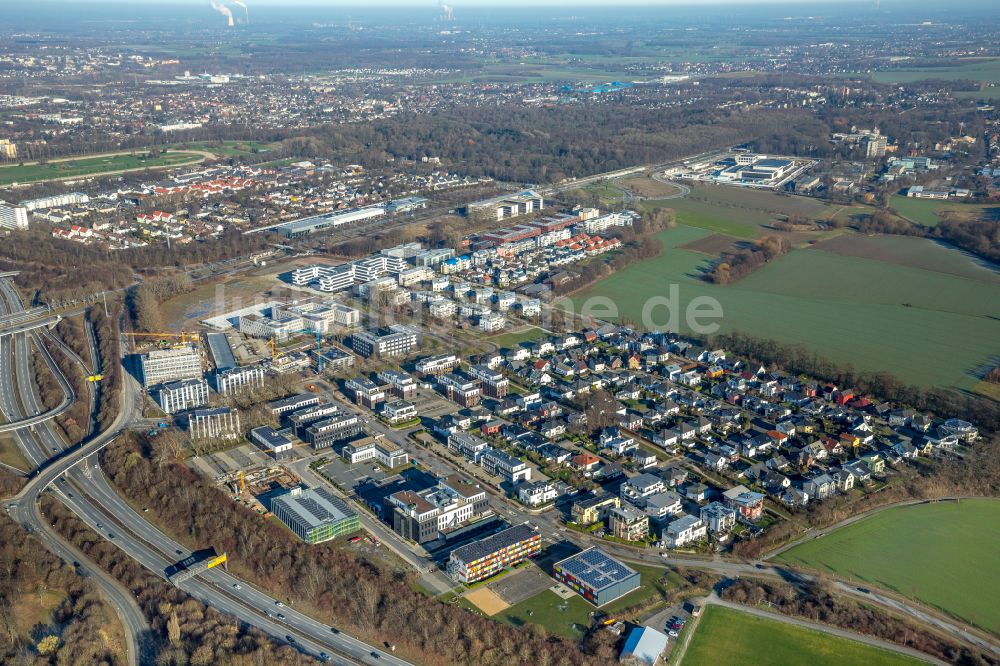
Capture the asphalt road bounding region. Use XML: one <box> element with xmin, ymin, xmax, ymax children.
<box><xmin>0</xmin><ymin>279</ymin><xmax>409</xmax><ymax>666</ymax></box>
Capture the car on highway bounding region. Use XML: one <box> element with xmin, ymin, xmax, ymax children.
<box><xmin>370</xmin><ymin>652</ymin><xmax>380</xmax><ymax>659</ymax></box>
<box><xmin>233</xmin><ymin>583</ymin><xmax>241</xmax><ymax>590</ymax></box>
<box><xmin>107</xmin><ymin>533</ymin><xmax>115</xmax><ymax>539</ymax></box>
<box><xmin>277</xmin><ymin>613</ymin><xmax>285</xmax><ymax>620</ymax></box>
<box><xmin>319</xmin><ymin>653</ymin><xmax>330</xmax><ymax>662</ymax></box>
<box><xmin>96</xmin><ymin>522</ymin><xmax>102</xmax><ymax>529</ymax></box>
<box><xmin>275</xmin><ymin>601</ymin><xmax>284</xmax><ymax>607</ymax></box>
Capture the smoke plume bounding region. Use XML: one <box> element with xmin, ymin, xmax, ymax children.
<box><xmin>232</xmin><ymin>0</ymin><xmax>249</xmax><ymax>24</ymax></box>
<box><xmin>439</xmin><ymin>1</ymin><xmax>454</xmax><ymax>21</ymax></box>
<box><xmin>210</xmin><ymin>0</ymin><xmax>235</xmax><ymax>27</ymax></box>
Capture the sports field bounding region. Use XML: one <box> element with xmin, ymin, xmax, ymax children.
<box><xmin>0</xmin><ymin>151</ymin><xmax>204</xmax><ymax>185</ymax></box>
<box><xmin>682</xmin><ymin>605</ymin><xmax>925</xmax><ymax>666</ymax></box>
<box><xmin>567</xmin><ymin>225</ymin><xmax>1000</xmax><ymax>389</ymax></box>
<box><xmin>775</xmin><ymin>499</ymin><xmax>1000</xmax><ymax>635</ymax></box>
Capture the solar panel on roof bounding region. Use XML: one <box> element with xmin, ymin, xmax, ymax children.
<box><xmin>297</xmin><ymin>497</ymin><xmax>333</xmax><ymax>522</ymax></box>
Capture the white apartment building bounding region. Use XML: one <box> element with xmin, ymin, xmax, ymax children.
<box><xmin>663</xmin><ymin>514</ymin><xmax>708</xmax><ymax>548</ymax></box>
<box><xmin>0</xmin><ymin>202</ymin><xmax>29</xmax><ymax>230</ymax></box>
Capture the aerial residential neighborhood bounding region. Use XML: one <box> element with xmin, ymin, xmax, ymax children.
<box><xmin>0</xmin><ymin>2</ymin><xmax>998</xmax><ymax>666</ymax></box>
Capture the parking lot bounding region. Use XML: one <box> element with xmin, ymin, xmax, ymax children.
<box><xmin>409</xmin><ymin>386</ymin><xmax>457</xmax><ymax>420</ymax></box>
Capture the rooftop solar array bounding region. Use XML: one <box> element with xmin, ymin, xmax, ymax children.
<box><xmin>556</xmin><ymin>548</ymin><xmax>638</xmax><ymax>591</ymax></box>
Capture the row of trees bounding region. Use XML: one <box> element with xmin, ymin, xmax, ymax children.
<box><xmin>34</xmin><ymin>337</ymin><xmax>90</xmax><ymax>444</ymax></box>
<box><xmin>707</xmin><ymin>235</ymin><xmax>791</xmax><ymax>284</ymax></box>
<box><xmin>721</xmin><ymin>578</ymin><xmax>991</xmax><ymax>665</ymax></box>
<box><xmin>100</xmin><ymin>434</ymin><xmax>614</xmax><ymax>666</ymax></box>
<box><xmin>88</xmin><ymin>305</ymin><xmax>123</xmax><ymax>432</ymax></box>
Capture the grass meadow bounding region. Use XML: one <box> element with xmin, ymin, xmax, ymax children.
<box><xmin>568</xmin><ymin>225</ymin><xmax>1000</xmax><ymax>390</ymax></box>
<box><xmin>682</xmin><ymin>605</ymin><xmax>925</xmax><ymax>666</ymax></box>
<box><xmin>775</xmin><ymin>499</ymin><xmax>1000</xmax><ymax>635</ymax></box>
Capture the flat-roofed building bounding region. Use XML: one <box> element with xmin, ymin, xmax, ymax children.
<box><xmin>268</xmin><ymin>393</ymin><xmax>321</xmax><ymax>417</ymax></box>
<box><xmin>385</xmin><ymin>476</ymin><xmax>488</xmax><ymax>544</ymax></box>
<box><xmin>553</xmin><ymin>548</ymin><xmax>640</xmax><ymax>606</ymax></box>
<box><xmin>382</xmin><ymin>399</ymin><xmax>417</xmax><ymax>424</ymax></box>
<box><xmin>571</xmin><ymin>493</ymin><xmax>621</xmax><ymax>525</ymax></box>
<box><xmin>341</xmin><ymin>436</ymin><xmax>409</xmax><ymax>468</ymax></box>
<box><xmin>140</xmin><ymin>344</ymin><xmax>202</xmax><ymax>387</ymax></box>
<box><xmin>305</xmin><ymin>413</ymin><xmax>362</xmax><ymax>449</ymax></box>
<box><xmin>351</xmin><ymin>325</ymin><xmax>420</xmax><ymax>358</ymax></box>
<box><xmin>156</xmin><ymin>378</ymin><xmax>209</xmax><ymax>414</ymax></box>
<box><xmin>212</xmin><ymin>364</ymin><xmax>265</xmax><ymax>394</ymax></box>
<box><xmin>608</xmin><ymin>503</ymin><xmax>649</xmax><ymax>541</ymax></box>
<box><xmin>415</xmin><ymin>353</ymin><xmax>460</xmax><ymax>375</ymax></box>
<box><xmin>271</xmin><ymin>486</ymin><xmax>360</xmax><ymax>544</ymax></box>
<box><xmin>250</xmin><ymin>426</ymin><xmax>293</xmax><ymax>458</ymax></box>
<box><xmin>447</xmin><ymin>523</ymin><xmax>542</xmax><ymax>584</ymax></box>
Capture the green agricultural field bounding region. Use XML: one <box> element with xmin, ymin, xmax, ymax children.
<box><xmin>567</xmin><ymin>225</ymin><xmax>1000</xmax><ymax>390</ymax></box>
<box><xmin>776</xmin><ymin>499</ymin><xmax>1000</xmax><ymax>636</ymax></box>
<box><xmin>0</xmin><ymin>151</ymin><xmax>204</xmax><ymax>185</ymax></box>
<box><xmin>682</xmin><ymin>605</ymin><xmax>925</xmax><ymax>666</ymax></box>
<box><xmin>814</xmin><ymin>234</ymin><xmax>1000</xmax><ymax>283</ymax></box>
<box><xmin>889</xmin><ymin>194</ymin><xmax>951</xmax><ymax>226</ymax></box>
<box><xmin>642</xmin><ymin>187</ymin><xmax>842</xmax><ymax>239</ymax></box>
<box><xmin>869</xmin><ymin>58</ymin><xmax>1000</xmax><ymax>84</ymax></box>
<box><xmin>889</xmin><ymin>194</ymin><xmax>1000</xmax><ymax>228</ymax></box>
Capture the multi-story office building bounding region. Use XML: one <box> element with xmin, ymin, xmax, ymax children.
<box><xmin>305</xmin><ymin>413</ymin><xmax>363</xmax><ymax>449</ymax></box>
<box><xmin>341</xmin><ymin>436</ymin><xmax>409</xmax><ymax>468</ymax></box>
<box><xmin>447</xmin><ymin>523</ymin><xmax>542</xmax><ymax>584</ymax></box>
<box><xmin>448</xmin><ymin>431</ymin><xmax>489</xmax><ymax>462</ymax></box>
<box><xmin>156</xmin><ymin>378</ymin><xmax>209</xmax><ymax>414</ymax></box>
<box><xmin>271</xmin><ymin>486</ymin><xmax>360</xmax><ymax>544</ymax></box>
<box><xmin>212</xmin><ymin>365</ymin><xmax>265</xmax><ymax>394</ymax></box>
<box><xmin>267</xmin><ymin>393</ymin><xmax>321</xmax><ymax>418</ymax></box>
<box><xmin>139</xmin><ymin>345</ymin><xmax>202</xmax><ymax>387</ymax></box>
<box><xmin>376</xmin><ymin>369</ymin><xmax>417</xmax><ymax>399</ymax></box>
<box><xmin>385</xmin><ymin>476</ymin><xmax>488</xmax><ymax>544</ymax></box>
<box><xmin>351</xmin><ymin>325</ymin><xmax>420</xmax><ymax>358</ymax></box>
<box><xmin>287</xmin><ymin>402</ymin><xmax>341</xmax><ymax>438</ymax></box>
<box><xmin>187</xmin><ymin>407</ymin><xmax>241</xmax><ymax>440</ymax></box>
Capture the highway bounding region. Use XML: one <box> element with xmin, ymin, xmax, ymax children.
<box><xmin>0</xmin><ymin>277</ymin><xmax>409</xmax><ymax>666</ymax></box>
